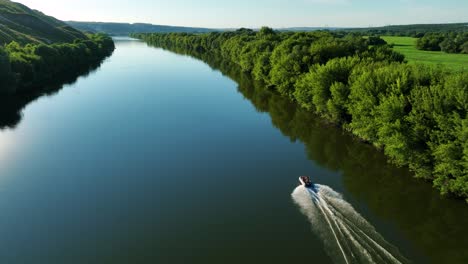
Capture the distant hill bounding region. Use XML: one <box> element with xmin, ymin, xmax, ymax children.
<box><xmin>344</xmin><ymin>23</ymin><xmax>468</xmax><ymax>36</ymax></box>
<box><xmin>66</xmin><ymin>23</ymin><xmax>344</xmax><ymax>34</ymax></box>
<box><xmin>67</xmin><ymin>21</ymin><xmax>217</xmax><ymax>35</ymax></box>
<box><xmin>279</xmin><ymin>23</ymin><xmax>468</xmax><ymax>34</ymax></box>
<box><xmin>65</xmin><ymin>21</ymin><xmax>468</xmax><ymax>37</ymax></box>
<box><xmin>0</xmin><ymin>0</ymin><xmax>86</xmax><ymax>45</ymax></box>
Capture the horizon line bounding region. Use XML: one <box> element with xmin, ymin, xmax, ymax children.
<box><xmin>66</xmin><ymin>20</ymin><xmax>468</xmax><ymax>30</ymax></box>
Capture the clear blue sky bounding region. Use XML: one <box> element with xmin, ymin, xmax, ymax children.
<box><xmin>15</xmin><ymin>0</ymin><xmax>468</xmax><ymax>28</ymax></box>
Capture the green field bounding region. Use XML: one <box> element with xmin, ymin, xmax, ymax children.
<box><xmin>382</xmin><ymin>36</ymin><xmax>468</xmax><ymax>71</ymax></box>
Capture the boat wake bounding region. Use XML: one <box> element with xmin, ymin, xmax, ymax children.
<box><xmin>292</xmin><ymin>185</ymin><xmax>409</xmax><ymax>264</ymax></box>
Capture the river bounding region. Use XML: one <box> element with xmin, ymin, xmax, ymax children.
<box><xmin>0</xmin><ymin>37</ymin><xmax>466</xmax><ymax>264</ymax></box>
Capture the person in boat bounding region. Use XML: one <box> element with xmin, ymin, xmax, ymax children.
<box><xmin>299</xmin><ymin>176</ymin><xmax>313</xmax><ymax>188</ymax></box>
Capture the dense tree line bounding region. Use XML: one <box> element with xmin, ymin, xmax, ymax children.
<box><xmin>416</xmin><ymin>32</ymin><xmax>468</xmax><ymax>53</ymax></box>
<box><xmin>0</xmin><ymin>33</ymin><xmax>114</xmax><ymax>94</ymax></box>
<box><xmin>133</xmin><ymin>28</ymin><xmax>468</xmax><ymax>200</ymax></box>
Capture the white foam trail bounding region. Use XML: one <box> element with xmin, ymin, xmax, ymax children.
<box><xmin>292</xmin><ymin>185</ymin><xmax>409</xmax><ymax>264</ymax></box>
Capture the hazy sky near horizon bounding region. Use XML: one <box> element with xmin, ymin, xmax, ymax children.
<box><xmin>14</xmin><ymin>0</ymin><xmax>468</xmax><ymax>28</ymax></box>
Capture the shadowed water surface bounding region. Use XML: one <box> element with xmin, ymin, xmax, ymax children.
<box><xmin>0</xmin><ymin>38</ymin><xmax>467</xmax><ymax>264</ymax></box>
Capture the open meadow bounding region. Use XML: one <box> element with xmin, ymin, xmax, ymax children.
<box><xmin>382</xmin><ymin>36</ymin><xmax>468</xmax><ymax>71</ymax></box>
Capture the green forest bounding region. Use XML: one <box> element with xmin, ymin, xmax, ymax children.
<box><xmin>416</xmin><ymin>32</ymin><xmax>468</xmax><ymax>54</ymax></box>
<box><xmin>0</xmin><ymin>33</ymin><xmax>114</xmax><ymax>94</ymax></box>
<box><xmin>133</xmin><ymin>29</ymin><xmax>468</xmax><ymax>200</ymax></box>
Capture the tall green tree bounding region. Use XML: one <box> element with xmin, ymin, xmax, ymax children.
<box><xmin>0</xmin><ymin>47</ymin><xmax>15</xmax><ymax>93</ymax></box>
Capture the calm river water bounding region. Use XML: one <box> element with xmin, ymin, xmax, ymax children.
<box><xmin>0</xmin><ymin>38</ymin><xmax>466</xmax><ymax>264</ymax></box>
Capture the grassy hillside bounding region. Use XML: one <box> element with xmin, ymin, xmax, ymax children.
<box><xmin>0</xmin><ymin>1</ymin><xmax>114</xmax><ymax>95</ymax></box>
<box><xmin>382</xmin><ymin>36</ymin><xmax>468</xmax><ymax>71</ymax></box>
<box><xmin>0</xmin><ymin>0</ymin><xmax>86</xmax><ymax>45</ymax></box>
<box><xmin>67</xmin><ymin>21</ymin><xmax>216</xmax><ymax>35</ymax></box>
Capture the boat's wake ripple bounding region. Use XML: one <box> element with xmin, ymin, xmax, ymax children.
<box><xmin>292</xmin><ymin>185</ymin><xmax>409</xmax><ymax>264</ymax></box>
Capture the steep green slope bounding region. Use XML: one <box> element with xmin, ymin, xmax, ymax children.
<box><xmin>0</xmin><ymin>0</ymin><xmax>115</xmax><ymax>95</ymax></box>
<box><xmin>0</xmin><ymin>0</ymin><xmax>86</xmax><ymax>45</ymax></box>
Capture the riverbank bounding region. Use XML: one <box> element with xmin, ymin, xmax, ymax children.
<box><xmin>133</xmin><ymin>30</ymin><xmax>468</xmax><ymax>201</ymax></box>
<box><xmin>0</xmin><ymin>34</ymin><xmax>115</xmax><ymax>95</ymax></box>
